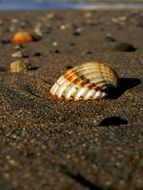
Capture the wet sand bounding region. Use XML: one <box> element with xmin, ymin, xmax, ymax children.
<box><xmin>0</xmin><ymin>10</ymin><xmax>143</xmax><ymax>190</ymax></box>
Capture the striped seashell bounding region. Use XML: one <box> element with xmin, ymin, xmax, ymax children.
<box><xmin>50</xmin><ymin>62</ymin><xmax>118</xmax><ymax>100</ymax></box>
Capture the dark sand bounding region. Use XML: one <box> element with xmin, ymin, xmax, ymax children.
<box><xmin>0</xmin><ymin>10</ymin><xmax>143</xmax><ymax>190</ymax></box>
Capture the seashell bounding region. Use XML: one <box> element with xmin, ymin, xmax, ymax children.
<box><xmin>10</xmin><ymin>60</ymin><xmax>30</xmax><ymax>72</ymax></box>
<box><xmin>12</xmin><ymin>31</ymin><xmax>34</xmax><ymax>44</ymax></box>
<box><xmin>50</xmin><ymin>62</ymin><xmax>118</xmax><ymax>100</ymax></box>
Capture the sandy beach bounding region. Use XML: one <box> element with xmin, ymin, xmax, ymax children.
<box><xmin>0</xmin><ymin>10</ymin><xmax>143</xmax><ymax>189</ymax></box>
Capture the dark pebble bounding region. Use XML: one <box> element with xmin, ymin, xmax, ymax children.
<box><xmin>114</xmin><ymin>42</ymin><xmax>136</xmax><ymax>52</ymax></box>
<box><xmin>73</xmin><ymin>31</ymin><xmax>81</xmax><ymax>36</ymax></box>
<box><xmin>70</xmin><ymin>42</ymin><xmax>76</xmax><ymax>46</ymax></box>
<box><xmin>34</xmin><ymin>52</ymin><xmax>42</xmax><ymax>57</ymax></box>
<box><xmin>54</xmin><ymin>49</ymin><xmax>60</xmax><ymax>53</ymax></box>
<box><xmin>86</xmin><ymin>51</ymin><xmax>92</xmax><ymax>55</ymax></box>
<box><xmin>105</xmin><ymin>35</ymin><xmax>115</xmax><ymax>42</ymax></box>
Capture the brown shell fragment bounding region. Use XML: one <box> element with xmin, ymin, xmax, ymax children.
<box><xmin>50</xmin><ymin>62</ymin><xmax>118</xmax><ymax>100</ymax></box>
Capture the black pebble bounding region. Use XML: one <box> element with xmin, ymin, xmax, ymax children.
<box><xmin>114</xmin><ymin>42</ymin><xmax>136</xmax><ymax>52</ymax></box>
<box><xmin>34</xmin><ymin>52</ymin><xmax>42</xmax><ymax>57</ymax></box>
<box><xmin>86</xmin><ymin>51</ymin><xmax>92</xmax><ymax>55</ymax></box>
<box><xmin>54</xmin><ymin>49</ymin><xmax>60</xmax><ymax>53</ymax></box>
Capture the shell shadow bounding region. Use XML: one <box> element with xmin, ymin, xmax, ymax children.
<box><xmin>99</xmin><ymin>117</ymin><xmax>128</xmax><ymax>127</ymax></box>
<box><xmin>108</xmin><ymin>78</ymin><xmax>141</xmax><ymax>99</ymax></box>
<box><xmin>60</xmin><ymin>165</ymin><xmax>103</xmax><ymax>190</ymax></box>
<box><xmin>67</xmin><ymin>173</ymin><xmax>103</xmax><ymax>190</ymax></box>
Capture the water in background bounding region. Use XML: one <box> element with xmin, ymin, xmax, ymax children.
<box><xmin>0</xmin><ymin>0</ymin><xmax>143</xmax><ymax>9</ymax></box>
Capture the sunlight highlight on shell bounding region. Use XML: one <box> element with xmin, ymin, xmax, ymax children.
<box><xmin>50</xmin><ymin>62</ymin><xmax>118</xmax><ymax>100</ymax></box>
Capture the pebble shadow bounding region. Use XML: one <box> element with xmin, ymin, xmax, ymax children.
<box><xmin>109</xmin><ymin>78</ymin><xmax>141</xmax><ymax>99</ymax></box>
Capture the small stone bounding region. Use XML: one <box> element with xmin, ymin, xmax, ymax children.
<box><xmin>73</xmin><ymin>27</ymin><xmax>82</xmax><ymax>36</ymax></box>
<box><xmin>54</xmin><ymin>49</ymin><xmax>60</xmax><ymax>53</ymax></box>
<box><xmin>10</xmin><ymin>60</ymin><xmax>30</xmax><ymax>72</ymax></box>
<box><xmin>34</xmin><ymin>22</ymin><xmax>43</xmax><ymax>36</ymax></box>
<box><xmin>70</xmin><ymin>42</ymin><xmax>76</xmax><ymax>46</ymax></box>
<box><xmin>112</xmin><ymin>16</ymin><xmax>126</xmax><ymax>25</ymax></box>
<box><xmin>73</xmin><ymin>31</ymin><xmax>81</xmax><ymax>36</ymax></box>
<box><xmin>11</xmin><ymin>18</ymin><xmax>18</xmax><ymax>24</ymax></box>
<box><xmin>14</xmin><ymin>45</ymin><xmax>23</xmax><ymax>50</ymax></box>
<box><xmin>46</xmin><ymin>12</ymin><xmax>55</xmax><ymax>20</ymax></box>
<box><xmin>11</xmin><ymin>51</ymin><xmax>23</xmax><ymax>58</ymax></box>
<box><xmin>34</xmin><ymin>52</ymin><xmax>42</xmax><ymax>57</ymax></box>
<box><xmin>84</xmin><ymin>12</ymin><xmax>92</xmax><ymax>18</ymax></box>
<box><xmin>52</xmin><ymin>41</ymin><xmax>58</xmax><ymax>46</ymax></box>
<box><xmin>105</xmin><ymin>34</ymin><xmax>115</xmax><ymax>42</ymax></box>
<box><xmin>60</xmin><ymin>25</ymin><xmax>67</xmax><ymax>30</ymax></box>
<box><xmin>86</xmin><ymin>51</ymin><xmax>92</xmax><ymax>55</ymax></box>
<box><xmin>114</xmin><ymin>42</ymin><xmax>136</xmax><ymax>52</ymax></box>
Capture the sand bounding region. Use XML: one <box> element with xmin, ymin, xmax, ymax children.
<box><xmin>0</xmin><ymin>10</ymin><xmax>143</xmax><ymax>190</ymax></box>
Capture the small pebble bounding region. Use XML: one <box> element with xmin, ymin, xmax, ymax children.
<box><xmin>11</xmin><ymin>51</ymin><xmax>29</xmax><ymax>58</ymax></box>
<box><xmin>84</xmin><ymin>12</ymin><xmax>92</xmax><ymax>18</ymax></box>
<box><xmin>86</xmin><ymin>51</ymin><xmax>92</xmax><ymax>55</ymax></box>
<box><xmin>34</xmin><ymin>52</ymin><xmax>42</xmax><ymax>57</ymax></box>
<box><xmin>11</xmin><ymin>51</ymin><xmax>23</xmax><ymax>58</ymax></box>
<box><xmin>11</xmin><ymin>18</ymin><xmax>18</xmax><ymax>24</ymax></box>
<box><xmin>54</xmin><ymin>49</ymin><xmax>60</xmax><ymax>53</ymax></box>
<box><xmin>73</xmin><ymin>31</ymin><xmax>81</xmax><ymax>36</ymax></box>
<box><xmin>46</xmin><ymin>12</ymin><xmax>55</xmax><ymax>20</ymax></box>
<box><xmin>60</xmin><ymin>25</ymin><xmax>67</xmax><ymax>30</ymax></box>
<box><xmin>14</xmin><ymin>45</ymin><xmax>23</xmax><ymax>50</ymax></box>
<box><xmin>10</xmin><ymin>60</ymin><xmax>30</xmax><ymax>72</ymax></box>
<box><xmin>105</xmin><ymin>34</ymin><xmax>115</xmax><ymax>42</ymax></box>
<box><xmin>73</xmin><ymin>27</ymin><xmax>82</xmax><ymax>36</ymax></box>
<box><xmin>70</xmin><ymin>42</ymin><xmax>76</xmax><ymax>46</ymax></box>
<box><xmin>34</xmin><ymin>22</ymin><xmax>43</xmax><ymax>36</ymax></box>
<box><xmin>52</xmin><ymin>41</ymin><xmax>58</xmax><ymax>46</ymax></box>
